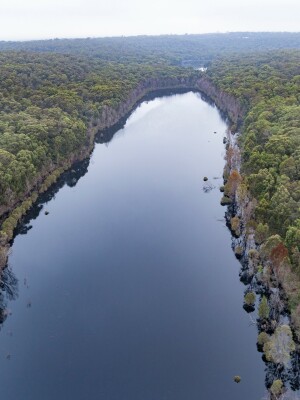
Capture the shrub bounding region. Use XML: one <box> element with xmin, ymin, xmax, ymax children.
<box><xmin>258</xmin><ymin>296</ymin><xmax>270</xmax><ymax>320</ymax></box>
<box><xmin>270</xmin><ymin>379</ymin><xmax>283</xmax><ymax>397</ymax></box>
<box><xmin>234</xmin><ymin>246</ymin><xmax>243</xmax><ymax>258</ymax></box>
<box><xmin>264</xmin><ymin>325</ymin><xmax>295</xmax><ymax>366</ymax></box>
<box><xmin>257</xmin><ymin>332</ymin><xmax>270</xmax><ymax>346</ymax></box>
<box><xmin>220</xmin><ymin>195</ymin><xmax>232</xmax><ymax>205</ymax></box>
<box><xmin>231</xmin><ymin>216</ymin><xmax>241</xmax><ymax>236</ymax></box>
<box><xmin>244</xmin><ymin>291</ymin><xmax>256</xmax><ymax>306</ymax></box>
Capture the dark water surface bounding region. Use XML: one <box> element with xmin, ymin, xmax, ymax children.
<box><xmin>0</xmin><ymin>92</ymin><xmax>265</xmax><ymax>400</ymax></box>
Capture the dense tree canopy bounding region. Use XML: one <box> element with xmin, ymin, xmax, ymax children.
<box><xmin>209</xmin><ymin>50</ymin><xmax>300</xmax><ymax>251</ymax></box>
<box><xmin>208</xmin><ymin>50</ymin><xmax>300</xmax><ymax>334</ymax></box>
<box><xmin>0</xmin><ymin>51</ymin><xmax>197</xmax><ymax>225</ymax></box>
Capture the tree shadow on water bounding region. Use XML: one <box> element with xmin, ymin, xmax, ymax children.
<box><xmin>0</xmin><ymin>158</ymin><xmax>90</xmax><ymax>329</ymax></box>
<box><xmin>0</xmin><ymin>266</ymin><xmax>18</xmax><ymax>329</ymax></box>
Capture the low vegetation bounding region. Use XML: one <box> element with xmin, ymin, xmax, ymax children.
<box><xmin>244</xmin><ymin>291</ymin><xmax>256</xmax><ymax>306</ymax></box>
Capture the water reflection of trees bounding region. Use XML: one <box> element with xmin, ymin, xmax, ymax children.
<box><xmin>0</xmin><ymin>266</ymin><xmax>18</xmax><ymax>327</ymax></box>
<box><xmin>13</xmin><ymin>158</ymin><xmax>90</xmax><ymax>241</ymax></box>
<box><xmin>1</xmin><ymin>158</ymin><xmax>90</xmax><ymax>329</ymax></box>
<box><xmin>96</xmin><ymin>89</ymin><xmax>200</xmax><ymax>145</ymax></box>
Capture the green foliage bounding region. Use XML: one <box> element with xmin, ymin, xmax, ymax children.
<box><xmin>291</xmin><ymin>304</ymin><xmax>300</xmax><ymax>340</ymax></box>
<box><xmin>209</xmin><ymin>50</ymin><xmax>300</xmax><ymax>269</ymax></box>
<box><xmin>207</xmin><ymin>48</ymin><xmax>300</xmax><ymax>338</ymax></box>
<box><xmin>39</xmin><ymin>167</ymin><xmax>65</xmax><ymax>193</ymax></box>
<box><xmin>258</xmin><ymin>296</ymin><xmax>270</xmax><ymax>320</ymax></box>
<box><xmin>220</xmin><ymin>196</ymin><xmax>232</xmax><ymax>205</ymax></box>
<box><xmin>244</xmin><ymin>291</ymin><xmax>256</xmax><ymax>306</ymax></box>
<box><xmin>270</xmin><ymin>380</ymin><xmax>283</xmax><ymax>397</ymax></box>
<box><xmin>257</xmin><ymin>331</ymin><xmax>270</xmax><ymax>346</ymax></box>
<box><xmin>0</xmin><ymin>33</ymin><xmax>299</xmax><ymax>66</ymax></box>
<box><xmin>230</xmin><ymin>216</ymin><xmax>241</xmax><ymax>236</ymax></box>
<box><xmin>0</xmin><ymin>192</ymin><xmax>38</xmax><ymax>240</ymax></box>
<box><xmin>234</xmin><ymin>246</ymin><xmax>243</xmax><ymax>257</ymax></box>
<box><xmin>263</xmin><ymin>325</ymin><xmax>295</xmax><ymax>366</ymax></box>
<box><xmin>255</xmin><ymin>223</ymin><xmax>269</xmax><ymax>245</ymax></box>
<box><xmin>285</xmin><ymin>220</ymin><xmax>300</xmax><ymax>252</ymax></box>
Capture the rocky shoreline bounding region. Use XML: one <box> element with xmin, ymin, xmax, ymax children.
<box><xmin>223</xmin><ymin>130</ymin><xmax>300</xmax><ymax>398</ymax></box>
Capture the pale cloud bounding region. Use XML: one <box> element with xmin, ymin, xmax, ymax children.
<box><xmin>0</xmin><ymin>0</ymin><xmax>298</xmax><ymax>40</ymax></box>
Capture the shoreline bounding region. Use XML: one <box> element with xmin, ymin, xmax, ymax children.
<box><xmin>223</xmin><ymin>131</ymin><xmax>300</xmax><ymax>397</ymax></box>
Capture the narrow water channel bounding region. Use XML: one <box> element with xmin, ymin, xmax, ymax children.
<box><xmin>0</xmin><ymin>92</ymin><xmax>265</xmax><ymax>400</ymax></box>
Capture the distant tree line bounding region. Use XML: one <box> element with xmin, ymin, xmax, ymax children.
<box><xmin>0</xmin><ymin>32</ymin><xmax>299</xmax><ymax>66</ymax></box>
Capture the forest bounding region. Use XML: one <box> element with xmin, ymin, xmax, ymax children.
<box><xmin>1</xmin><ymin>32</ymin><xmax>300</xmax><ymax>65</ymax></box>
<box><xmin>0</xmin><ymin>50</ymin><xmax>199</xmax><ymax>246</ymax></box>
<box><xmin>208</xmin><ymin>50</ymin><xmax>300</xmax><ymax>337</ymax></box>
<box><xmin>0</xmin><ymin>33</ymin><xmax>300</xmax><ymax>343</ymax></box>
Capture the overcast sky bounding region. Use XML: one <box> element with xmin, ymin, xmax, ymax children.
<box><xmin>0</xmin><ymin>0</ymin><xmax>299</xmax><ymax>41</ymax></box>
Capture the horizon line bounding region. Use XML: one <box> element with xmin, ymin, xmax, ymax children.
<box><xmin>1</xmin><ymin>30</ymin><xmax>300</xmax><ymax>43</ymax></box>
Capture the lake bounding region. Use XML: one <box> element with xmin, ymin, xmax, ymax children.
<box><xmin>0</xmin><ymin>92</ymin><xmax>265</xmax><ymax>400</ymax></box>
